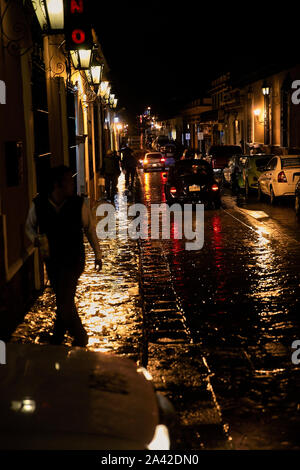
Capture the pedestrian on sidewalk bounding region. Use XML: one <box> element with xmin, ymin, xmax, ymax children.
<box><xmin>102</xmin><ymin>149</ymin><xmax>121</xmax><ymax>200</ymax></box>
<box><xmin>121</xmin><ymin>146</ymin><xmax>137</xmax><ymax>189</ymax></box>
<box><xmin>25</xmin><ymin>165</ymin><xmax>102</xmax><ymax>347</ymax></box>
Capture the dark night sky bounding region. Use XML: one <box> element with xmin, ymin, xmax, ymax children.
<box><xmin>90</xmin><ymin>3</ymin><xmax>296</xmax><ymax>123</ymax></box>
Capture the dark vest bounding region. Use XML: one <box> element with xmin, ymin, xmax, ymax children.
<box><xmin>34</xmin><ymin>195</ymin><xmax>85</xmax><ymax>268</ymax></box>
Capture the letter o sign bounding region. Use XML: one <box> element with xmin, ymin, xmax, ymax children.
<box><xmin>72</xmin><ymin>29</ymin><xmax>86</xmax><ymax>44</ymax></box>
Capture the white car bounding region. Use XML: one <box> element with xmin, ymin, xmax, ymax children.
<box><xmin>258</xmin><ymin>155</ymin><xmax>300</xmax><ymax>204</ymax></box>
<box><xmin>0</xmin><ymin>343</ymin><xmax>173</xmax><ymax>450</ymax></box>
<box><xmin>143</xmin><ymin>152</ymin><xmax>165</xmax><ymax>172</ymax></box>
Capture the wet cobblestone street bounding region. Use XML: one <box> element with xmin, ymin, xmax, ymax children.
<box><xmin>11</xmin><ymin>174</ymin><xmax>143</xmax><ymax>363</ymax></box>
<box><xmin>9</xmin><ymin>169</ymin><xmax>300</xmax><ymax>450</ymax></box>
<box><xmin>137</xmin><ymin>170</ymin><xmax>300</xmax><ymax>450</ymax></box>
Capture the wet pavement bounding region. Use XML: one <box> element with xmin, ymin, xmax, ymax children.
<box><xmin>11</xmin><ymin>174</ymin><xmax>143</xmax><ymax>362</ymax></box>
<box><xmin>137</xmin><ymin>169</ymin><xmax>300</xmax><ymax>450</ymax></box>
<box><xmin>10</xmin><ymin>167</ymin><xmax>300</xmax><ymax>450</ymax></box>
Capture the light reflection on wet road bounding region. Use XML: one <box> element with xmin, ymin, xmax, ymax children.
<box><xmin>10</xmin><ymin>167</ymin><xmax>300</xmax><ymax>449</ymax></box>
<box><xmin>12</xmin><ymin>174</ymin><xmax>143</xmax><ymax>361</ymax></box>
<box><xmin>138</xmin><ymin>170</ymin><xmax>300</xmax><ymax>450</ymax></box>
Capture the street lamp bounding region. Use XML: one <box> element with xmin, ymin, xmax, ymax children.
<box><xmin>262</xmin><ymin>81</ymin><xmax>271</xmax><ymax>144</ymax></box>
<box><xmin>113</xmin><ymin>98</ymin><xmax>118</xmax><ymax>109</ymax></box>
<box><xmin>98</xmin><ymin>81</ymin><xmax>110</xmax><ymax>98</ymax></box>
<box><xmin>31</xmin><ymin>0</ymin><xmax>64</xmax><ymax>32</ymax></box>
<box><xmin>70</xmin><ymin>49</ymin><xmax>92</xmax><ymax>70</ymax></box>
<box><xmin>103</xmin><ymin>85</ymin><xmax>111</xmax><ymax>103</ymax></box>
<box><xmin>262</xmin><ymin>81</ymin><xmax>270</xmax><ymax>96</ymax></box>
<box><xmin>109</xmin><ymin>93</ymin><xmax>115</xmax><ymax>107</ymax></box>
<box><xmin>85</xmin><ymin>65</ymin><xmax>103</xmax><ymax>86</ymax></box>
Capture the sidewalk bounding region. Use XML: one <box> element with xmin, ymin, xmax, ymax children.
<box><xmin>11</xmin><ymin>174</ymin><xmax>143</xmax><ymax>362</ymax></box>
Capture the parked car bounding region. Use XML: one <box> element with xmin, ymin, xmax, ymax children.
<box><xmin>257</xmin><ymin>155</ymin><xmax>300</xmax><ymax>204</ymax></box>
<box><xmin>223</xmin><ymin>155</ymin><xmax>246</xmax><ymax>192</ymax></box>
<box><xmin>152</xmin><ymin>136</ymin><xmax>170</xmax><ymax>151</ymax></box>
<box><xmin>180</xmin><ymin>148</ymin><xmax>202</xmax><ymax>160</ymax></box>
<box><xmin>242</xmin><ymin>154</ymin><xmax>274</xmax><ymax>196</ymax></box>
<box><xmin>160</xmin><ymin>143</ymin><xmax>176</xmax><ymax>167</ymax></box>
<box><xmin>164</xmin><ymin>158</ymin><xmax>221</xmax><ymax>208</ymax></box>
<box><xmin>0</xmin><ymin>343</ymin><xmax>173</xmax><ymax>450</ymax></box>
<box><xmin>206</xmin><ymin>145</ymin><xmax>243</xmax><ymax>170</ymax></box>
<box><xmin>143</xmin><ymin>152</ymin><xmax>165</xmax><ymax>172</ymax></box>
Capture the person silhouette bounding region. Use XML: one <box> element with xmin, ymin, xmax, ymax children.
<box><xmin>26</xmin><ymin>165</ymin><xmax>102</xmax><ymax>346</ymax></box>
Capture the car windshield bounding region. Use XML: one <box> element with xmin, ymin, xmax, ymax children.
<box><xmin>146</xmin><ymin>154</ymin><xmax>162</xmax><ymax>159</ymax></box>
<box><xmin>255</xmin><ymin>157</ymin><xmax>271</xmax><ymax>169</ymax></box>
<box><xmin>281</xmin><ymin>157</ymin><xmax>300</xmax><ymax>168</ymax></box>
<box><xmin>174</xmin><ymin>160</ymin><xmax>213</xmax><ymax>177</ymax></box>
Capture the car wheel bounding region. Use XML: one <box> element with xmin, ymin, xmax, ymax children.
<box><xmin>295</xmin><ymin>194</ymin><xmax>300</xmax><ymax>216</ymax></box>
<box><xmin>270</xmin><ymin>186</ymin><xmax>277</xmax><ymax>205</ymax></box>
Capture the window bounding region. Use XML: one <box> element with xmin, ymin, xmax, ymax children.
<box><xmin>281</xmin><ymin>157</ymin><xmax>300</xmax><ymax>168</ymax></box>
<box><xmin>266</xmin><ymin>158</ymin><xmax>277</xmax><ymax>171</ymax></box>
<box><xmin>255</xmin><ymin>157</ymin><xmax>272</xmax><ymax>170</ymax></box>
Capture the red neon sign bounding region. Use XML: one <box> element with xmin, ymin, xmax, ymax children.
<box><xmin>72</xmin><ymin>29</ymin><xmax>86</xmax><ymax>44</ymax></box>
<box><xmin>70</xmin><ymin>0</ymin><xmax>84</xmax><ymax>14</ymax></box>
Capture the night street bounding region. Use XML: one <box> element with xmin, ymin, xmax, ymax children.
<box><xmin>137</xmin><ymin>169</ymin><xmax>300</xmax><ymax>449</ymax></box>
<box><xmin>10</xmin><ymin>168</ymin><xmax>300</xmax><ymax>449</ymax></box>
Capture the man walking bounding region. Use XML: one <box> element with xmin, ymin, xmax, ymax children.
<box><xmin>121</xmin><ymin>146</ymin><xmax>137</xmax><ymax>189</ymax></box>
<box><xmin>25</xmin><ymin>165</ymin><xmax>102</xmax><ymax>347</ymax></box>
<box><xmin>102</xmin><ymin>149</ymin><xmax>121</xmax><ymax>200</ymax></box>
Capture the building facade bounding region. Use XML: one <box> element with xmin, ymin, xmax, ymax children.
<box><xmin>0</xmin><ymin>0</ymin><xmax>120</xmax><ymax>337</ymax></box>
<box><xmin>160</xmin><ymin>98</ymin><xmax>212</xmax><ymax>154</ymax></box>
<box><xmin>210</xmin><ymin>65</ymin><xmax>300</xmax><ymax>155</ymax></box>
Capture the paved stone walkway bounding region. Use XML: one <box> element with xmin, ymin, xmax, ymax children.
<box><xmin>11</xmin><ymin>174</ymin><xmax>143</xmax><ymax>362</ymax></box>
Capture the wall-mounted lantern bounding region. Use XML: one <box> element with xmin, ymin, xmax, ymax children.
<box><xmin>85</xmin><ymin>65</ymin><xmax>103</xmax><ymax>86</ymax></box>
<box><xmin>103</xmin><ymin>86</ymin><xmax>111</xmax><ymax>103</ymax></box>
<box><xmin>31</xmin><ymin>0</ymin><xmax>64</xmax><ymax>32</ymax></box>
<box><xmin>98</xmin><ymin>81</ymin><xmax>110</xmax><ymax>98</ymax></box>
<box><xmin>109</xmin><ymin>93</ymin><xmax>115</xmax><ymax>108</ymax></box>
<box><xmin>70</xmin><ymin>49</ymin><xmax>92</xmax><ymax>70</ymax></box>
<box><xmin>262</xmin><ymin>81</ymin><xmax>270</xmax><ymax>96</ymax></box>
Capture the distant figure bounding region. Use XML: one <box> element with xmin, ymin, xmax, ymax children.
<box><xmin>25</xmin><ymin>165</ymin><xmax>102</xmax><ymax>347</ymax></box>
<box><xmin>121</xmin><ymin>147</ymin><xmax>137</xmax><ymax>189</ymax></box>
<box><xmin>102</xmin><ymin>149</ymin><xmax>121</xmax><ymax>200</ymax></box>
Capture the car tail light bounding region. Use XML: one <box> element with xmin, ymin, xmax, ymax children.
<box><xmin>278</xmin><ymin>171</ymin><xmax>287</xmax><ymax>183</ymax></box>
<box><xmin>161</xmin><ymin>158</ymin><xmax>165</xmax><ymax>162</ymax></box>
<box><xmin>170</xmin><ymin>186</ymin><xmax>177</xmax><ymax>194</ymax></box>
<box><xmin>211</xmin><ymin>184</ymin><xmax>219</xmax><ymax>191</ymax></box>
